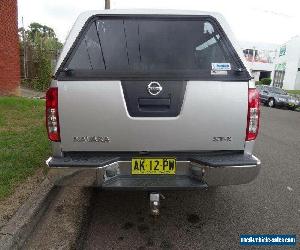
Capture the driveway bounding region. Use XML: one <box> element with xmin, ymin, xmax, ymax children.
<box><xmin>24</xmin><ymin>107</ymin><xmax>300</xmax><ymax>249</ymax></box>
<box><xmin>20</xmin><ymin>87</ymin><xmax>44</xmax><ymax>98</ymax></box>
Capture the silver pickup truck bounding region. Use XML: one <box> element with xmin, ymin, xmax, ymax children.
<box><xmin>46</xmin><ymin>9</ymin><xmax>261</xmax><ymax>213</ymax></box>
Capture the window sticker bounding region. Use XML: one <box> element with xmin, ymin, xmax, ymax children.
<box><xmin>211</xmin><ymin>70</ymin><xmax>228</xmax><ymax>75</ymax></box>
<box><xmin>211</xmin><ymin>63</ymin><xmax>231</xmax><ymax>71</ymax></box>
<box><xmin>211</xmin><ymin>63</ymin><xmax>231</xmax><ymax>75</ymax></box>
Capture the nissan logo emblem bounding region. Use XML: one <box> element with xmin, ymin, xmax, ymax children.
<box><xmin>147</xmin><ymin>82</ymin><xmax>163</xmax><ymax>96</ymax></box>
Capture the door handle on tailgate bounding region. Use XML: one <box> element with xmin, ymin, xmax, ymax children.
<box><xmin>138</xmin><ymin>98</ymin><xmax>171</xmax><ymax>111</ymax></box>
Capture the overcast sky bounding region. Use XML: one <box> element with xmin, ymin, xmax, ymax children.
<box><xmin>18</xmin><ymin>0</ymin><xmax>300</xmax><ymax>46</ymax></box>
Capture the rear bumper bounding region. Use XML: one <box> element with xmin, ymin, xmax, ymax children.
<box><xmin>46</xmin><ymin>153</ymin><xmax>261</xmax><ymax>189</ymax></box>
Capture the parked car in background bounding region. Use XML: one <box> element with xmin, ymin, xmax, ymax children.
<box><xmin>257</xmin><ymin>85</ymin><xmax>300</xmax><ymax>110</ymax></box>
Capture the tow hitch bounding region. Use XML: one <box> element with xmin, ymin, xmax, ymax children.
<box><xmin>149</xmin><ymin>193</ymin><xmax>165</xmax><ymax>216</ymax></box>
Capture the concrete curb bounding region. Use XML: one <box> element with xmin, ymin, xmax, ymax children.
<box><xmin>0</xmin><ymin>178</ymin><xmax>58</xmax><ymax>249</ymax></box>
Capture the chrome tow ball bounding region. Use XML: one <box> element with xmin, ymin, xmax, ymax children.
<box><xmin>150</xmin><ymin>193</ymin><xmax>165</xmax><ymax>216</ymax></box>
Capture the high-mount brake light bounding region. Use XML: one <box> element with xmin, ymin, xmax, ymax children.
<box><xmin>46</xmin><ymin>87</ymin><xmax>60</xmax><ymax>141</ymax></box>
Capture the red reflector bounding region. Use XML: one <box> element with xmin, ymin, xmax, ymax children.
<box><xmin>46</xmin><ymin>87</ymin><xmax>60</xmax><ymax>142</ymax></box>
<box><xmin>246</xmin><ymin>88</ymin><xmax>260</xmax><ymax>141</ymax></box>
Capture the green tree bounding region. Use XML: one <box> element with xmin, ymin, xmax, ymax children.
<box><xmin>27</xmin><ymin>22</ymin><xmax>56</xmax><ymax>41</ymax></box>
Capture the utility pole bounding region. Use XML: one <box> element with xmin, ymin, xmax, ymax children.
<box><xmin>105</xmin><ymin>0</ymin><xmax>110</xmax><ymax>9</ymax></box>
<box><xmin>22</xmin><ymin>17</ymin><xmax>27</xmax><ymax>79</ymax></box>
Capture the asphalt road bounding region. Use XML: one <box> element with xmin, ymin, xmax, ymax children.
<box><xmin>24</xmin><ymin>107</ymin><xmax>300</xmax><ymax>250</ymax></box>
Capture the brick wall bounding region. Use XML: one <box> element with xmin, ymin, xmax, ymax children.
<box><xmin>0</xmin><ymin>0</ymin><xmax>20</xmax><ymax>95</ymax></box>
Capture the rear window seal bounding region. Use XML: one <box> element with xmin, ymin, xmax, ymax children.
<box><xmin>55</xmin><ymin>14</ymin><xmax>251</xmax><ymax>81</ymax></box>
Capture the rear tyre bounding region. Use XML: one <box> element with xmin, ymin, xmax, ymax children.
<box><xmin>268</xmin><ymin>98</ymin><xmax>275</xmax><ymax>108</ymax></box>
<box><xmin>289</xmin><ymin>106</ymin><xmax>296</xmax><ymax>111</ymax></box>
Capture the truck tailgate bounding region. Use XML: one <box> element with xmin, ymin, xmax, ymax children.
<box><xmin>58</xmin><ymin>80</ymin><xmax>248</xmax><ymax>152</ymax></box>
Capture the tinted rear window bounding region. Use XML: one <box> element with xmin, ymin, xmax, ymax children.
<box><xmin>57</xmin><ymin>15</ymin><xmax>249</xmax><ymax>81</ymax></box>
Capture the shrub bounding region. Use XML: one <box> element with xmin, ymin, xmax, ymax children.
<box><xmin>19</xmin><ymin>22</ymin><xmax>62</xmax><ymax>92</ymax></box>
<box><xmin>260</xmin><ymin>78</ymin><xmax>272</xmax><ymax>85</ymax></box>
<box><xmin>34</xmin><ymin>48</ymin><xmax>52</xmax><ymax>91</ymax></box>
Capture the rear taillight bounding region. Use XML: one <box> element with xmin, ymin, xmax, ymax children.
<box><xmin>246</xmin><ymin>88</ymin><xmax>260</xmax><ymax>141</ymax></box>
<box><xmin>46</xmin><ymin>87</ymin><xmax>60</xmax><ymax>141</ymax></box>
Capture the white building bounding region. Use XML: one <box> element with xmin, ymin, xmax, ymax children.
<box><xmin>240</xmin><ymin>41</ymin><xmax>278</xmax><ymax>82</ymax></box>
<box><xmin>272</xmin><ymin>36</ymin><xmax>300</xmax><ymax>90</ymax></box>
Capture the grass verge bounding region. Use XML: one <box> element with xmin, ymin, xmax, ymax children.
<box><xmin>0</xmin><ymin>97</ymin><xmax>50</xmax><ymax>200</ymax></box>
<box><xmin>286</xmin><ymin>90</ymin><xmax>300</xmax><ymax>95</ymax></box>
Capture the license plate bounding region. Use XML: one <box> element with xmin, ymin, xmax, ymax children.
<box><xmin>131</xmin><ymin>158</ymin><xmax>176</xmax><ymax>175</ymax></box>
